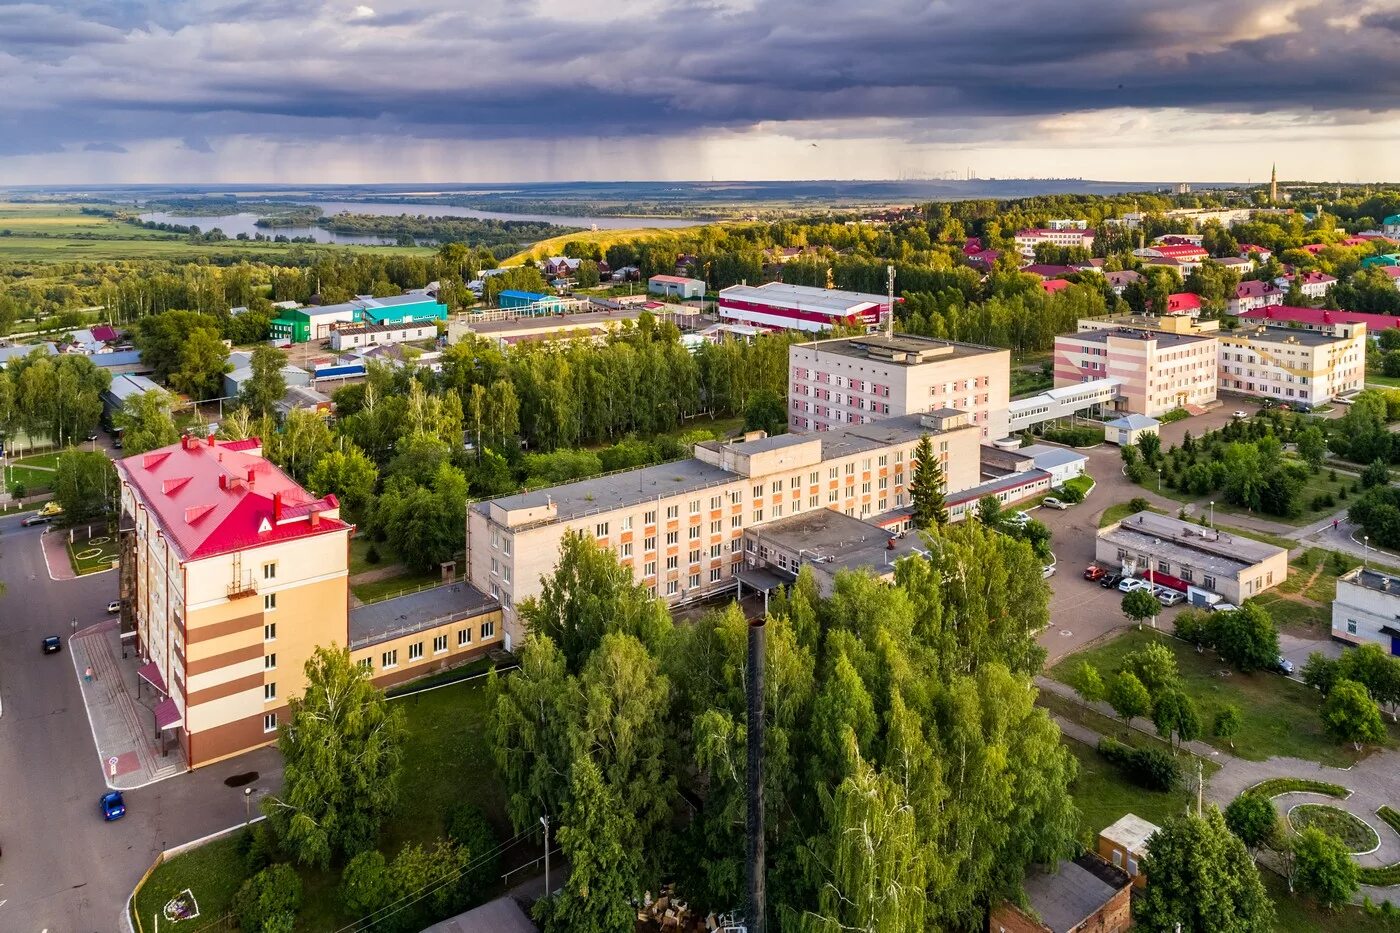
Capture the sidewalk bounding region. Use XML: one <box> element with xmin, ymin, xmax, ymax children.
<box><xmin>69</xmin><ymin>619</ymin><xmax>185</xmax><ymax>789</ymax></box>
<box><xmin>41</xmin><ymin>528</ymin><xmax>78</xmax><ymax>581</ymax></box>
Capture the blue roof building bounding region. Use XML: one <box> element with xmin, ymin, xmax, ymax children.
<box><xmin>498</xmin><ymin>290</ymin><xmax>566</xmax><ymax>314</ymax></box>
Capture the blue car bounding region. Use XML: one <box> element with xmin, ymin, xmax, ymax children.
<box><xmin>100</xmin><ymin>790</ymin><xmax>126</xmax><ymax>821</ymax></box>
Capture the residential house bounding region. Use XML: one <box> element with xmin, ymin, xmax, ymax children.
<box><xmin>988</xmin><ymin>854</ymin><xmax>1132</xmax><ymax>933</ymax></box>
<box><xmin>1332</xmin><ymin>566</ymin><xmax>1400</xmax><ymax>654</ymax></box>
<box><xmin>1228</xmin><ymin>280</ymin><xmax>1285</xmax><ymax>315</ymax></box>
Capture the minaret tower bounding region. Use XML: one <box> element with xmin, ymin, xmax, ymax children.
<box><xmin>1269</xmin><ymin>164</ymin><xmax>1277</xmax><ymax>204</ymax></box>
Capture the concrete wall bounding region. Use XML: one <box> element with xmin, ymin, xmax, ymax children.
<box><xmin>1094</xmin><ymin>529</ymin><xmax>1287</xmax><ymax>605</ymax></box>
<box><xmin>1217</xmin><ymin>324</ymin><xmax>1365</xmax><ymax>405</ymax></box>
<box><xmin>1332</xmin><ymin>576</ymin><xmax>1400</xmax><ymax>652</ymax></box>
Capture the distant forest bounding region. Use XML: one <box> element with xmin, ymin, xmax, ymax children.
<box><xmin>315</xmin><ymin>212</ymin><xmax>578</xmax><ymax>249</ymax></box>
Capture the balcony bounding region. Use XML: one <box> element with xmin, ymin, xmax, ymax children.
<box><xmin>227</xmin><ymin>576</ymin><xmax>258</xmax><ymax>599</ymax></box>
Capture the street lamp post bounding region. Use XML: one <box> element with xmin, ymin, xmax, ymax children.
<box><xmin>244</xmin><ymin>787</ymin><xmax>252</xmax><ymax>826</ymax></box>
<box><xmin>1209</xmin><ymin>500</ymin><xmax>1215</xmax><ymax>528</ymax></box>
<box><xmin>1365</xmin><ymin>535</ymin><xmax>1371</xmax><ymax>569</ymax></box>
<box><xmin>540</xmin><ymin>815</ymin><xmax>550</xmax><ymax>895</ymax></box>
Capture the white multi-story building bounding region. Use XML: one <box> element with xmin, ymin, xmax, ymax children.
<box><xmin>1333</xmin><ymin>567</ymin><xmax>1400</xmax><ymax>653</ymax></box>
<box><xmin>466</xmin><ymin>411</ymin><xmax>982</xmax><ymax>644</ymax></box>
<box><xmin>788</xmin><ymin>334</ymin><xmax>1011</xmax><ymax>440</ymax></box>
<box><xmin>1228</xmin><ymin>281</ymin><xmax>1285</xmax><ymax>315</ymax></box>
<box><xmin>1217</xmin><ymin>322</ymin><xmax>1366</xmax><ymax>406</ymax></box>
<box><xmin>1014</xmin><ymin>227</ymin><xmax>1095</xmax><ymax>257</ymax></box>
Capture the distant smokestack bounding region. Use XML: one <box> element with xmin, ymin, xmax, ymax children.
<box><xmin>747</xmin><ymin>617</ymin><xmax>766</xmax><ymax>933</ymax></box>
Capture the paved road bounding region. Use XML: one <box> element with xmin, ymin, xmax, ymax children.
<box><xmin>0</xmin><ymin>515</ymin><xmax>280</xmax><ymax>933</ymax></box>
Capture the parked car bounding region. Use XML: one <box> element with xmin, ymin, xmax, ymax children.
<box><xmin>1276</xmin><ymin>656</ymin><xmax>1296</xmax><ymax>675</ymax></box>
<box><xmin>1157</xmin><ymin>590</ymin><xmax>1185</xmax><ymax>607</ymax></box>
<box><xmin>1042</xmin><ymin>562</ymin><xmax>1056</xmax><ymax>579</ymax></box>
<box><xmin>1232</xmin><ymin>410</ymin><xmax>1248</xmax><ymax>419</ymax></box>
<box><xmin>20</xmin><ymin>514</ymin><xmax>53</xmax><ymax>527</ymax></box>
<box><xmin>100</xmin><ymin>791</ymin><xmax>126</xmax><ymax>821</ymax></box>
<box><xmin>42</xmin><ymin>635</ymin><xmax>61</xmax><ymax>654</ymax></box>
<box><xmin>1083</xmin><ymin>565</ymin><xmax>1106</xmax><ymax>582</ymax></box>
<box><xmin>106</xmin><ymin>600</ymin><xmax>120</xmax><ymax>614</ymax></box>
<box><xmin>1100</xmin><ymin>572</ymin><xmax>1122</xmax><ymax>589</ymax></box>
<box><xmin>1118</xmin><ymin>577</ymin><xmax>1152</xmax><ymax>593</ymax></box>
<box><xmin>1210</xmin><ymin>601</ymin><xmax>1238</xmax><ymax>613</ymax></box>
<box><xmin>1042</xmin><ymin>496</ymin><xmax>1070</xmax><ymax>510</ymax></box>
<box><xmin>1006</xmin><ymin>510</ymin><xmax>1032</xmax><ymax>527</ymax></box>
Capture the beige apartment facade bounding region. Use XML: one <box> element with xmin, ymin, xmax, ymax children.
<box><xmin>1055</xmin><ymin>327</ymin><xmax>1218</xmax><ymax>417</ymax></box>
<box><xmin>467</xmin><ymin>411</ymin><xmax>981</xmax><ymax>644</ymax></box>
<box><xmin>789</xmin><ymin>334</ymin><xmax>1011</xmax><ymax>440</ymax></box>
<box><xmin>119</xmin><ymin>435</ymin><xmax>501</xmax><ymax>769</ymax></box>
<box><xmin>1217</xmin><ymin>322</ymin><xmax>1365</xmax><ymax>405</ymax></box>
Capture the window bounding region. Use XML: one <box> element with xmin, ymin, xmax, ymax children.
<box><xmin>666</xmin><ymin>580</ymin><xmax>679</xmax><ymax>596</ymax></box>
<box><xmin>458</xmin><ymin>628</ymin><xmax>473</xmax><ymax>646</ymax></box>
<box><xmin>1203</xmin><ymin>575</ymin><xmax>1216</xmax><ymax>590</ymax></box>
<box><xmin>666</xmin><ymin>530</ymin><xmax>679</xmax><ymax>545</ymax></box>
<box><xmin>689</xmin><ymin>548</ymin><xmax>701</xmax><ymax>564</ymax></box>
<box><xmin>262</xmin><ymin>561</ymin><xmax>277</xmax><ymax>580</ymax></box>
<box><xmin>773</xmin><ymin>504</ymin><xmax>783</xmax><ymax>518</ymax></box>
<box><xmin>666</xmin><ymin>505</ymin><xmax>679</xmax><ymax>519</ymax></box>
<box><xmin>409</xmin><ymin>642</ymin><xmax>424</xmax><ymax>661</ymax></box>
<box><xmin>809</xmin><ymin>494</ymin><xmax>819</xmax><ymax>508</ymax></box>
<box><xmin>846</xmin><ymin>462</ymin><xmax>855</xmax><ymax>475</ymax></box>
<box><xmin>689</xmin><ymin>526</ymin><xmax>700</xmax><ymax>540</ymax></box>
<box><xmin>861</xmin><ymin>481</ymin><xmax>871</xmax><ymax>494</ymax></box>
<box><xmin>771</xmin><ymin>480</ymin><xmax>782</xmax><ymax>493</ymax></box>
<box><xmin>645</xmin><ymin>535</ymin><xmax>656</xmax><ymax>551</ymax></box>
<box><xmin>644</xmin><ymin>560</ymin><xmax>657</xmax><ymax>576</ymax></box>
<box><xmin>689</xmin><ymin>573</ymin><xmax>701</xmax><ymax>589</ymax></box>
<box><xmin>1348</xmin><ymin>619</ymin><xmax>1358</xmax><ymax>635</ymax></box>
<box><xmin>732</xmin><ymin>515</ymin><xmax>742</xmax><ymax>528</ymax></box>
<box><xmin>263</xmin><ymin>592</ymin><xmax>277</xmax><ymax>611</ymax></box>
<box><xmin>481</xmin><ymin>620</ymin><xmax>495</xmax><ymax>639</ymax></box>
<box><xmin>711</xmin><ymin>495</ymin><xmax>722</xmax><ymax>509</ymax></box>
<box><xmin>264</xmin><ymin>682</ymin><xmax>276</xmax><ymax>701</ymax></box>
<box><xmin>711</xmin><ymin>520</ymin><xmax>722</xmax><ymax>533</ymax></box>
<box><xmin>753</xmin><ymin>509</ymin><xmax>763</xmax><ymax>522</ymax></box>
<box><xmin>621</xmin><ymin>516</ymin><xmax>633</xmax><ymax>531</ymax></box>
<box><xmin>265</xmin><ymin>653</ymin><xmax>277</xmax><ymax>670</ymax></box>
<box><xmin>710</xmin><ymin>567</ymin><xmax>722</xmax><ymax>582</ymax></box>
<box><xmin>264</xmin><ymin>622</ymin><xmax>276</xmax><ymax>641</ymax></box>
<box><xmin>357</xmin><ymin>657</ymin><xmax>372</xmax><ymax>672</ymax></box>
<box><xmin>667</xmin><ymin>555</ymin><xmax>679</xmax><ymax>570</ymax></box>
<box><xmin>753</xmin><ymin>484</ymin><xmax>763</xmax><ymax>498</ymax></box>
<box><xmin>381</xmin><ymin>649</ymin><xmax>398</xmax><ymax>668</ymax></box>
<box><xmin>710</xmin><ymin>544</ymin><xmax>722</xmax><ymax>558</ymax></box>
<box><xmin>595</xmin><ymin>521</ymin><xmax>609</xmax><ymax>537</ymax></box>
<box><xmin>434</xmin><ymin>634</ymin><xmax>448</xmax><ymax>653</ymax></box>
<box><xmin>620</xmin><ymin>542</ymin><xmax>633</xmax><ymax>558</ymax></box>
<box><xmin>1158</xmin><ymin>560</ymin><xmax>1170</xmax><ymax>573</ymax></box>
<box><xmin>689</xmin><ymin>499</ymin><xmax>700</xmax><ymax>514</ymax></box>
<box><xmin>263</xmin><ymin>713</ymin><xmax>278</xmax><ymax>733</ymax></box>
<box><xmin>645</xmin><ymin>510</ymin><xmax>656</xmax><ymax>524</ymax></box>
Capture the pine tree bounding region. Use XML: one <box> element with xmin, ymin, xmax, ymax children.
<box><xmin>908</xmin><ymin>434</ymin><xmax>947</xmax><ymax>529</ymax></box>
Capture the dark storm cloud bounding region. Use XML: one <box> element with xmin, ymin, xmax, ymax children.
<box><xmin>3</xmin><ymin>0</ymin><xmax>1399</xmax><ymax>153</ymax></box>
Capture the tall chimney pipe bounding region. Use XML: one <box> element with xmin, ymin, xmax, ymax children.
<box><xmin>747</xmin><ymin>617</ymin><xmax>766</xmax><ymax>933</ymax></box>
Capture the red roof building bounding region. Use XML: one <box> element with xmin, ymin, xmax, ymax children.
<box><xmin>1241</xmin><ymin>305</ymin><xmax>1400</xmax><ymax>333</ymax></box>
<box><xmin>116</xmin><ymin>434</ymin><xmax>346</xmax><ymax>560</ymax></box>
<box><xmin>1138</xmin><ymin>244</ymin><xmax>1208</xmax><ymax>261</ymax></box>
<box><xmin>1229</xmin><ymin>280</ymin><xmax>1284</xmax><ymax>314</ymax></box>
<box><xmin>1163</xmin><ymin>292</ymin><xmax>1203</xmax><ymax>316</ymax></box>
<box><xmin>1040</xmin><ymin>279</ymin><xmax>1074</xmax><ymax>294</ymax></box>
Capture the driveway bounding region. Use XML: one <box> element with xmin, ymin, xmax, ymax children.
<box><xmin>0</xmin><ymin>516</ymin><xmax>281</xmax><ymax>932</ymax></box>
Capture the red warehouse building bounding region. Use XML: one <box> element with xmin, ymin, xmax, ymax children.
<box><xmin>717</xmin><ymin>282</ymin><xmax>898</xmax><ymax>333</ymax></box>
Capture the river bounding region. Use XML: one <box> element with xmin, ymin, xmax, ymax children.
<box><xmin>137</xmin><ymin>199</ymin><xmax>702</xmax><ymax>245</ymax></box>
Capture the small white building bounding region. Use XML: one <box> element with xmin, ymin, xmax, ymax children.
<box><xmin>648</xmin><ymin>275</ymin><xmax>706</xmax><ymax>300</ymax></box>
<box><xmin>1105</xmin><ymin>413</ymin><xmax>1159</xmax><ymax>447</ymax></box>
<box><xmin>1333</xmin><ymin>567</ymin><xmax>1400</xmax><ymax>654</ymax></box>
<box><xmin>329</xmin><ymin>319</ymin><xmax>439</xmax><ymax>351</ymax></box>
<box><xmin>1019</xmin><ymin>444</ymin><xmax>1088</xmax><ymax>486</ymax></box>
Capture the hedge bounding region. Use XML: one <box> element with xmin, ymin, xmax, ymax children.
<box><xmin>1246</xmin><ymin>778</ymin><xmax>1349</xmax><ymax>800</ymax></box>
<box><xmin>1097</xmin><ymin>736</ymin><xmax>1180</xmax><ymax>791</ymax></box>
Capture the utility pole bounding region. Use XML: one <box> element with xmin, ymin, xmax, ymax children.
<box><xmin>540</xmin><ymin>815</ymin><xmax>550</xmax><ymax>896</ymax></box>
<box><xmin>885</xmin><ymin>265</ymin><xmax>895</xmax><ymax>339</ymax></box>
<box><xmin>1196</xmin><ymin>760</ymin><xmax>1203</xmax><ymax>817</ymax></box>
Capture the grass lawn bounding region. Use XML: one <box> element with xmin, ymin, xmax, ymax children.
<box><xmin>131</xmin><ymin>833</ymin><xmax>245</xmax><ymax>933</ymax></box>
<box><xmin>1049</xmin><ymin>628</ymin><xmax>1399</xmax><ymax>767</ymax></box>
<box><xmin>1098</xmin><ymin>501</ymin><xmax>1168</xmax><ymax>528</ymax></box>
<box><xmin>1209</xmin><ymin>464</ymin><xmax>1355</xmax><ymax>527</ymax></box>
<box><xmin>351</xmin><ymin>566</ymin><xmax>447</xmax><ymax>603</ymax></box>
<box><xmin>506</xmin><ymin>225</ymin><xmax>706</xmax><ymax>264</ymax></box>
<box><xmin>67</xmin><ymin>534</ymin><xmax>120</xmax><ymax>575</ymax></box>
<box><xmin>4</xmin><ymin>464</ymin><xmax>55</xmax><ymax>492</ymax></box>
<box><xmin>1010</xmin><ymin>368</ymin><xmax>1053</xmax><ymax>399</ymax></box>
<box><xmin>348</xmin><ymin>535</ymin><xmax>403</xmax><ymax>575</ymax></box>
<box><xmin>1062</xmin><ymin>737</ymin><xmax>1194</xmax><ymax>838</ymax></box>
<box><xmin>1060</xmin><ymin>474</ymin><xmax>1096</xmax><ymax>499</ymax></box>
<box><xmin>1253</xmin><ymin>547</ymin><xmax>1393</xmax><ymax>634</ymax></box>
<box><xmin>132</xmin><ymin>678</ymin><xmax>512</xmax><ymax>932</ymax></box>
<box><xmin>1264</xmin><ymin>870</ymin><xmax>1400</xmax><ymax>930</ymax></box>
<box><xmin>14</xmin><ymin>451</ymin><xmax>62</xmax><ymax>469</ymax></box>
<box><xmin>1288</xmin><ymin>804</ymin><xmax>1380</xmax><ymax>853</ymax></box>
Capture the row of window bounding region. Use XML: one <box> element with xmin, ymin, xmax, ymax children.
<box><xmin>359</xmin><ymin>621</ymin><xmax>498</xmax><ymax>673</ymax></box>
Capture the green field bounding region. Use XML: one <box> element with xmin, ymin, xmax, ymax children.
<box><xmin>132</xmin><ymin>677</ymin><xmax>511</xmax><ymax>932</ymax></box>
<box><xmin>1049</xmin><ymin>628</ymin><xmax>1398</xmax><ymax>767</ymax></box>
<box><xmin>507</xmin><ymin>224</ymin><xmax>707</xmax><ymax>264</ymax></box>
<box><xmin>1062</xmin><ymin>737</ymin><xmax>1195</xmax><ymax>838</ymax></box>
<box><xmin>351</xmin><ymin>566</ymin><xmax>447</xmax><ymax>603</ymax></box>
<box><xmin>4</xmin><ymin>464</ymin><xmax>55</xmax><ymax>493</ymax></box>
<box><xmin>1253</xmin><ymin>547</ymin><xmax>1387</xmax><ymax>634</ymax></box>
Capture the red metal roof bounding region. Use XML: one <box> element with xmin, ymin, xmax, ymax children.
<box><xmin>1150</xmin><ymin>244</ymin><xmax>1207</xmax><ymax>259</ymax></box>
<box><xmin>1022</xmin><ymin>264</ymin><xmax>1077</xmax><ymax>279</ymax></box>
<box><xmin>114</xmin><ymin>435</ymin><xmax>347</xmax><ymax>561</ymax></box>
<box><xmin>1165</xmin><ymin>293</ymin><xmax>1202</xmax><ymax>313</ymax></box>
<box><xmin>1235</xmin><ymin>281</ymin><xmax>1281</xmax><ymax>298</ymax></box>
<box><xmin>1241</xmin><ymin>305</ymin><xmax>1400</xmax><ymax>330</ymax></box>
<box><xmin>1040</xmin><ymin>279</ymin><xmax>1074</xmax><ymax>294</ymax></box>
<box><xmin>1296</xmin><ymin>271</ymin><xmax>1336</xmax><ymax>284</ymax></box>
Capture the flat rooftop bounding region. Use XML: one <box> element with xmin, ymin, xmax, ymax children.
<box><xmin>1340</xmin><ymin>566</ymin><xmax>1400</xmax><ymax>595</ymax></box>
<box><xmin>749</xmin><ymin>508</ymin><xmax>927</xmax><ymax>575</ymax></box>
<box><xmin>349</xmin><ymin>580</ymin><xmax>497</xmax><ymax>648</ymax></box>
<box><xmin>1019</xmin><ymin>858</ymin><xmax>1124</xmax><ymax>933</ymax></box>
<box><xmin>477</xmin><ymin>413</ymin><xmax>970</xmax><ymax>525</ymax></box>
<box><xmin>1101</xmin><ymin>813</ymin><xmax>1161</xmax><ymax>854</ymax></box>
<box><xmin>464</xmin><ymin>307</ymin><xmax>651</xmax><ymax>335</ymax></box>
<box><xmin>720</xmin><ymin>282</ymin><xmax>887</xmax><ymax>315</ymax></box>
<box><xmin>796</xmin><ymin>333</ymin><xmax>1004</xmax><ymax>366</ymax></box>
<box><xmin>1100</xmin><ymin>511</ymin><xmax>1285</xmax><ymax>575</ymax></box>
<box><xmin>1068</xmin><ymin>328</ymin><xmax>1213</xmax><ymax>346</ymax></box>
<box><xmin>1224</xmin><ymin>326</ymin><xmax>1354</xmax><ymax>347</ymax></box>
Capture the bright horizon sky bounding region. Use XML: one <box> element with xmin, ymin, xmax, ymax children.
<box><xmin>2</xmin><ymin>1</ymin><xmax>1399</xmax><ymax>185</ymax></box>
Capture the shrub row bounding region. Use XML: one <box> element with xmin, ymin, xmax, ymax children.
<box><xmin>1380</xmin><ymin>806</ymin><xmax>1400</xmax><ymax>837</ymax></box>
<box><xmin>1097</xmin><ymin>737</ymin><xmax>1180</xmax><ymax>791</ymax></box>
<box><xmin>1246</xmin><ymin>777</ymin><xmax>1348</xmax><ymax>799</ymax></box>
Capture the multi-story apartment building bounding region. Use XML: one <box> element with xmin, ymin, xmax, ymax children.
<box><xmin>117</xmin><ymin>435</ymin><xmax>500</xmax><ymax>768</ymax></box>
<box><xmin>788</xmin><ymin>334</ymin><xmax>1011</xmax><ymax>440</ymax></box>
<box><xmin>1217</xmin><ymin>322</ymin><xmax>1365</xmax><ymax>405</ymax></box>
<box><xmin>466</xmin><ymin>411</ymin><xmax>981</xmax><ymax>644</ymax></box>
<box><xmin>1054</xmin><ymin>328</ymin><xmax>1218</xmax><ymax>416</ymax></box>
<box><xmin>1014</xmin><ymin>227</ymin><xmax>1095</xmax><ymax>256</ymax></box>
<box><xmin>1228</xmin><ymin>280</ymin><xmax>1285</xmax><ymax>315</ymax></box>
